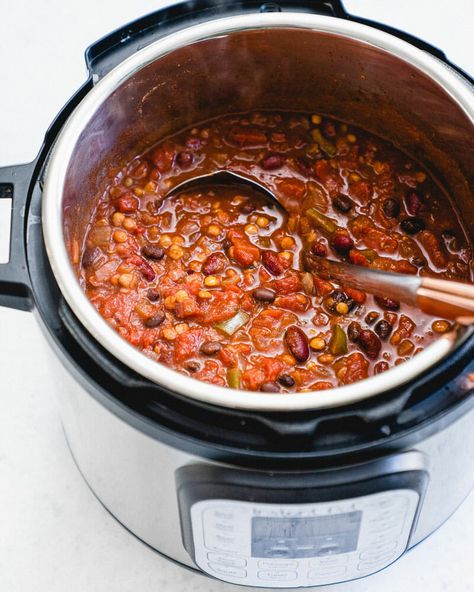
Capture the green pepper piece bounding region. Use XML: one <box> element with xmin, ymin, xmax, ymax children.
<box><xmin>305</xmin><ymin>207</ymin><xmax>338</xmax><ymax>235</ymax></box>
<box><xmin>359</xmin><ymin>249</ymin><xmax>377</xmax><ymax>262</ymax></box>
<box><xmin>329</xmin><ymin>325</ymin><xmax>348</xmax><ymax>355</ymax></box>
<box><xmin>227</xmin><ymin>367</ymin><xmax>242</xmax><ymax>389</ymax></box>
<box><xmin>311</xmin><ymin>128</ymin><xmax>336</xmax><ymax>156</ymax></box>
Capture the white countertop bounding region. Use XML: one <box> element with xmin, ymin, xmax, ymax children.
<box><xmin>0</xmin><ymin>1</ymin><xmax>472</xmax><ymax>590</ymax></box>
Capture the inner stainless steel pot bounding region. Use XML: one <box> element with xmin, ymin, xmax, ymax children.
<box><xmin>42</xmin><ymin>12</ymin><xmax>474</xmax><ymax>411</ymax></box>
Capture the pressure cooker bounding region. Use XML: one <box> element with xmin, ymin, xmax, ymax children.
<box><xmin>1</xmin><ymin>0</ymin><xmax>473</xmax><ymax>587</ymax></box>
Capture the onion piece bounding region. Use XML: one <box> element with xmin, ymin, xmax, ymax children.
<box><xmin>215</xmin><ymin>311</ymin><xmax>250</xmax><ymax>336</ymax></box>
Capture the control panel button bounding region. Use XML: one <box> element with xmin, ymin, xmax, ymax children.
<box><xmin>308</xmin><ymin>566</ymin><xmax>347</xmax><ymax>578</ymax></box>
<box><xmin>310</xmin><ymin>555</ymin><xmax>349</xmax><ymax>567</ymax></box>
<box><xmin>207</xmin><ymin>552</ymin><xmax>246</xmax><ymax>568</ymax></box>
<box><xmin>258</xmin><ymin>559</ymin><xmax>298</xmax><ymax>570</ymax></box>
<box><xmin>359</xmin><ymin>541</ymin><xmax>397</xmax><ymax>559</ymax></box>
<box><xmin>257</xmin><ymin>570</ymin><xmax>298</xmax><ymax>582</ymax></box>
<box><xmin>367</xmin><ymin>520</ymin><xmax>404</xmax><ymax>536</ymax></box>
<box><xmin>208</xmin><ymin>562</ymin><xmax>246</xmax><ymax>578</ymax></box>
<box><xmin>357</xmin><ymin>553</ymin><xmax>397</xmax><ymax>572</ymax></box>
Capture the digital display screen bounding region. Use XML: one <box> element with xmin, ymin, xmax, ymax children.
<box><xmin>251</xmin><ymin>511</ymin><xmax>362</xmax><ymax>558</ymax></box>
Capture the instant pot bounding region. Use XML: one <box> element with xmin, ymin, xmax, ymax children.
<box><xmin>1</xmin><ymin>1</ymin><xmax>473</xmax><ymax>587</ymax></box>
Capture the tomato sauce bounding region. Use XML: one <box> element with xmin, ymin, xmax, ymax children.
<box><xmin>80</xmin><ymin>111</ymin><xmax>473</xmax><ymax>392</ymax></box>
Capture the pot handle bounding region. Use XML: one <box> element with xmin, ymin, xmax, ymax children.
<box><xmin>0</xmin><ymin>162</ymin><xmax>34</xmax><ymax>311</ymax></box>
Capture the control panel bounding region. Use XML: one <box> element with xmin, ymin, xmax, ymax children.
<box><xmin>189</xmin><ymin>490</ymin><xmax>419</xmax><ymax>587</ymax></box>
<box><xmin>176</xmin><ymin>453</ymin><xmax>427</xmax><ymax>588</ymax></box>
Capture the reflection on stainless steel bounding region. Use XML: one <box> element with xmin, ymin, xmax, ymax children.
<box><xmin>306</xmin><ymin>256</ymin><xmax>474</xmax><ymax>323</ymax></box>
<box><xmin>305</xmin><ymin>254</ymin><xmax>421</xmax><ymax>305</ymax></box>
<box><xmin>43</xmin><ymin>13</ymin><xmax>473</xmax><ymax>411</ymax></box>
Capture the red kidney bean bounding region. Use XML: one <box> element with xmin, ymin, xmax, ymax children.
<box><xmin>116</xmin><ymin>192</ymin><xmax>139</xmax><ymax>213</ymax></box>
<box><xmin>261</xmin><ymin>154</ymin><xmax>284</xmax><ymax>170</ymax></box>
<box><xmin>383</xmin><ymin>198</ymin><xmax>400</xmax><ymax>218</ymax></box>
<box><xmin>82</xmin><ymin>246</ymin><xmax>102</xmax><ymax>268</ymax></box>
<box><xmin>144</xmin><ymin>311</ymin><xmax>165</xmax><ymax>328</ymax></box>
<box><xmin>261</xmin><ymin>382</ymin><xmax>280</xmax><ymax>392</ymax></box>
<box><xmin>252</xmin><ymin>288</ymin><xmax>276</xmax><ymax>303</ymax></box>
<box><xmin>375</xmin><ymin>296</ymin><xmax>400</xmax><ymax>311</ymax></box>
<box><xmin>176</xmin><ymin>151</ymin><xmax>194</xmax><ymax>167</ymax></box>
<box><xmin>262</xmin><ymin>251</ymin><xmax>285</xmax><ymax>276</ymax></box>
<box><xmin>128</xmin><ymin>255</ymin><xmax>156</xmax><ymax>281</ymax></box>
<box><xmin>202</xmin><ymin>252</ymin><xmax>226</xmax><ymax>276</ymax></box>
<box><xmin>200</xmin><ymin>341</ymin><xmax>222</xmax><ymax>355</ymax></box>
<box><xmin>405</xmin><ymin>191</ymin><xmax>424</xmax><ymax>216</ymax></box>
<box><xmin>141</xmin><ymin>244</ymin><xmax>165</xmax><ymax>260</ymax></box>
<box><xmin>331</xmin><ymin>233</ymin><xmax>354</xmax><ymax>256</ymax></box>
<box><xmin>285</xmin><ymin>326</ymin><xmax>310</xmax><ymax>363</ymax></box>
<box><xmin>311</xmin><ymin>241</ymin><xmax>328</xmax><ymax>257</ymax></box>
<box><xmin>357</xmin><ymin>329</ymin><xmax>382</xmax><ymax>359</ymax></box>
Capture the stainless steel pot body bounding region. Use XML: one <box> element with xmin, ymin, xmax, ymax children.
<box><xmin>42</xmin><ymin>12</ymin><xmax>474</xmax><ymax>412</ymax></box>
<box><xmin>37</xmin><ymin>13</ymin><xmax>474</xmax><ymax>587</ymax></box>
<box><xmin>46</xmin><ymin>336</ymin><xmax>474</xmax><ymax>588</ymax></box>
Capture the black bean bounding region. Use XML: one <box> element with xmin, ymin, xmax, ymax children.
<box><xmin>199</xmin><ymin>341</ymin><xmax>222</xmax><ymax>356</ymax></box>
<box><xmin>400</xmin><ymin>217</ymin><xmax>425</xmax><ymax>235</ymax></box>
<box><xmin>365</xmin><ymin>311</ymin><xmax>380</xmax><ymax>325</ymax></box>
<box><xmin>411</xmin><ymin>257</ymin><xmax>425</xmax><ymax>267</ymax></box>
<box><xmin>374</xmin><ymin>320</ymin><xmax>392</xmax><ymax>340</ymax></box>
<box><xmin>252</xmin><ymin>288</ymin><xmax>276</xmax><ymax>303</ymax></box>
<box><xmin>261</xmin><ymin>382</ymin><xmax>280</xmax><ymax>393</ymax></box>
<box><xmin>332</xmin><ymin>194</ymin><xmax>353</xmax><ymax>213</ymax></box>
<box><xmin>278</xmin><ymin>374</ymin><xmax>295</xmax><ymax>387</ymax></box>
<box><xmin>147</xmin><ymin>288</ymin><xmax>160</xmax><ymax>302</ymax></box>
<box><xmin>331</xmin><ymin>290</ymin><xmax>347</xmax><ymax>304</ymax></box>
<box><xmin>144</xmin><ymin>311</ymin><xmax>166</xmax><ymax>328</ymax></box>
<box><xmin>383</xmin><ymin>198</ymin><xmax>401</xmax><ymax>218</ymax></box>
<box><xmin>348</xmin><ymin>321</ymin><xmax>362</xmax><ymax>342</ymax></box>
<box><xmin>185</xmin><ymin>360</ymin><xmax>200</xmax><ymax>373</ymax></box>
<box><xmin>141</xmin><ymin>244</ymin><xmax>165</xmax><ymax>260</ymax></box>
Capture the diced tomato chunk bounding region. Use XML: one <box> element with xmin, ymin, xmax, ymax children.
<box><xmin>228</xmin><ymin>127</ymin><xmax>267</xmax><ymax>147</ymax></box>
<box><xmin>242</xmin><ymin>356</ymin><xmax>284</xmax><ymax>390</ymax></box>
<box><xmin>148</xmin><ymin>142</ymin><xmax>176</xmax><ymax>172</ymax></box>
<box><xmin>116</xmin><ymin>192</ymin><xmax>139</xmax><ymax>213</ymax></box>
<box><xmin>174</xmin><ymin>328</ymin><xmax>204</xmax><ymax>363</ymax></box>
<box><xmin>269</xmin><ymin>273</ymin><xmax>302</xmax><ymax>294</ymax></box>
<box><xmin>333</xmin><ymin>352</ymin><xmax>369</xmax><ymax>385</ymax></box>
